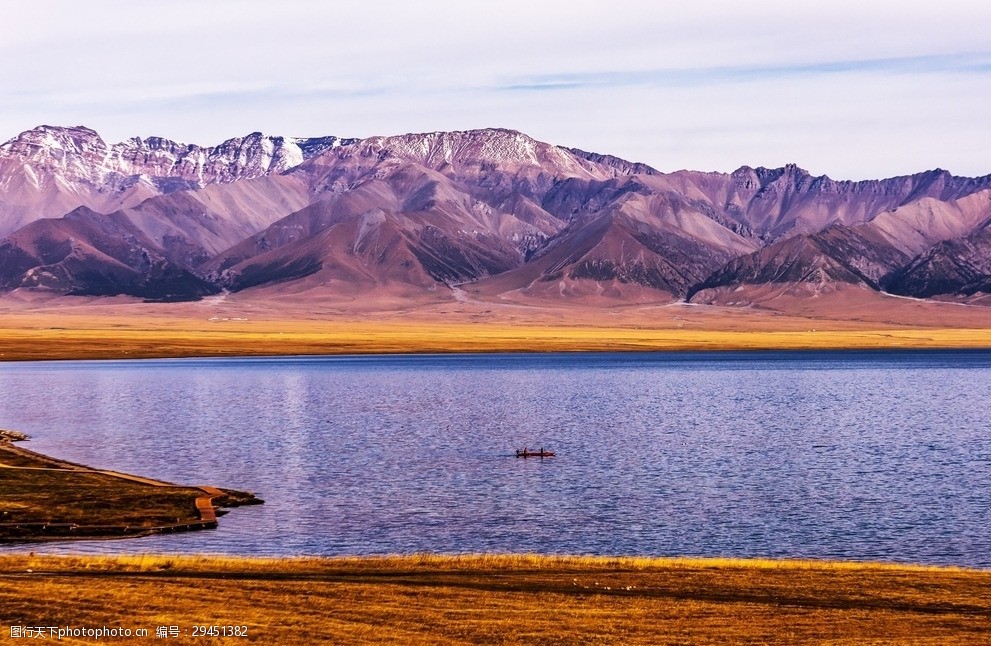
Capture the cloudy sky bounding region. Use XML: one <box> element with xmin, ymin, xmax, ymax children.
<box><xmin>2</xmin><ymin>1</ymin><xmax>989</xmax><ymax>179</ymax></box>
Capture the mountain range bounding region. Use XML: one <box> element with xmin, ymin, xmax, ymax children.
<box><xmin>1</xmin><ymin>124</ymin><xmax>989</xmax><ymax>306</ymax></box>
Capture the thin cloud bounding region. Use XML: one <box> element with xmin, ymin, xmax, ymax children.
<box><xmin>500</xmin><ymin>53</ymin><xmax>991</xmax><ymax>92</ymax></box>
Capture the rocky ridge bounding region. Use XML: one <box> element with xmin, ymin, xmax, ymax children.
<box><xmin>0</xmin><ymin>124</ymin><xmax>989</xmax><ymax>305</ymax></box>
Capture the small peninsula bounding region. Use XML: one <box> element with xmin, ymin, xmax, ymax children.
<box><xmin>0</xmin><ymin>429</ymin><xmax>260</xmax><ymax>542</ymax></box>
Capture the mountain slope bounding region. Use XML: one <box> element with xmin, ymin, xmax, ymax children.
<box><xmin>0</xmin><ymin>207</ymin><xmax>217</xmax><ymax>300</ymax></box>
<box><xmin>688</xmin><ymin>224</ymin><xmax>912</xmax><ymax>303</ymax></box>
<box><xmin>886</xmin><ymin>223</ymin><xmax>991</xmax><ymax>298</ymax></box>
<box><xmin>86</xmin><ymin>173</ymin><xmax>313</xmax><ymax>266</ymax></box>
<box><xmin>217</xmin><ymin>129</ymin><xmax>753</xmax><ymax>300</ymax></box>
<box><xmin>688</xmin><ymin>189</ymin><xmax>991</xmax><ymax>305</ymax></box>
<box><xmin>206</xmin><ymin>155</ymin><xmax>555</xmax><ymax>294</ymax></box>
<box><xmin>866</xmin><ymin>190</ymin><xmax>991</xmax><ymax>256</ymax></box>
<box><xmin>656</xmin><ymin>165</ymin><xmax>991</xmax><ymax>242</ymax></box>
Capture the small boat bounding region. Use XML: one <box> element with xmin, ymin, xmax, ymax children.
<box><xmin>516</xmin><ymin>448</ymin><xmax>555</xmax><ymax>458</ymax></box>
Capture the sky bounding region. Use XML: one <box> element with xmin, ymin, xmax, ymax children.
<box><xmin>2</xmin><ymin>0</ymin><xmax>990</xmax><ymax>180</ymax></box>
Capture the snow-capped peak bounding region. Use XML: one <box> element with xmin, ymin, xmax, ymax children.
<box><xmin>0</xmin><ymin>125</ymin><xmax>348</xmax><ymax>193</ymax></box>
<box><xmin>352</xmin><ymin>128</ymin><xmax>607</xmax><ymax>179</ymax></box>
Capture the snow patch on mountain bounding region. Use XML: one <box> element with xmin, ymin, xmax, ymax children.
<box><xmin>0</xmin><ymin>125</ymin><xmax>347</xmax><ymax>193</ymax></box>
<box><xmin>355</xmin><ymin>128</ymin><xmax>608</xmax><ymax>179</ymax></box>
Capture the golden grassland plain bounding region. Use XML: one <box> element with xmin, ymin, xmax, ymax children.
<box><xmin>1</xmin><ymin>554</ymin><xmax>990</xmax><ymax>644</ymax></box>
<box><xmin>2</xmin><ymin>306</ymin><xmax>991</xmax><ymax>360</ymax></box>
<box><xmin>9</xmin><ymin>323</ymin><xmax>991</xmax><ymax>360</ymax></box>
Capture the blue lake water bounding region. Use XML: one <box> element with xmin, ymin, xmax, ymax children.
<box><xmin>1</xmin><ymin>351</ymin><xmax>990</xmax><ymax>566</ymax></box>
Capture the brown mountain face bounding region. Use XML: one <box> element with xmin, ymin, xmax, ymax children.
<box><xmin>687</xmin><ymin>224</ymin><xmax>913</xmax><ymax>303</ymax></box>
<box><xmin>0</xmin><ymin>207</ymin><xmax>216</xmax><ymax>300</ymax></box>
<box><xmin>204</xmin><ymin>145</ymin><xmax>558</xmax><ymax>295</ymax></box>
<box><xmin>652</xmin><ymin>165</ymin><xmax>991</xmax><ymax>241</ymax></box>
<box><xmin>474</xmin><ymin>195</ymin><xmax>751</xmax><ymax>302</ymax></box>
<box><xmin>0</xmin><ymin>125</ymin><xmax>990</xmax><ymax>306</ymax></box>
<box><xmin>886</xmin><ymin>223</ymin><xmax>991</xmax><ymax>299</ymax></box>
<box><xmin>688</xmin><ymin>188</ymin><xmax>991</xmax><ymax>305</ymax></box>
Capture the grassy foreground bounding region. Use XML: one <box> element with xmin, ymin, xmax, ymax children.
<box><xmin>1</xmin><ymin>554</ymin><xmax>989</xmax><ymax>644</ymax></box>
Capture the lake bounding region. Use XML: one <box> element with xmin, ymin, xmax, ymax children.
<box><xmin>1</xmin><ymin>351</ymin><xmax>989</xmax><ymax>566</ymax></box>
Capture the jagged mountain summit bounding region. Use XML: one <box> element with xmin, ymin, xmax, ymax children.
<box><xmin>0</xmin><ymin>124</ymin><xmax>989</xmax><ymax>306</ymax></box>
<box><xmin>0</xmin><ymin>125</ymin><xmax>349</xmax><ymax>235</ymax></box>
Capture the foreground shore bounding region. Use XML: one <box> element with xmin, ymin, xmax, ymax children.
<box><xmin>2</xmin><ymin>554</ymin><xmax>989</xmax><ymax>644</ymax></box>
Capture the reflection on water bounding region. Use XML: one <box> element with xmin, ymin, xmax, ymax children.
<box><xmin>1</xmin><ymin>351</ymin><xmax>989</xmax><ymax>566</ymax></box>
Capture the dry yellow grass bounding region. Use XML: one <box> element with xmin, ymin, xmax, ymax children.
<box><xmin>1</xmin><ymin>320</ymin><xmax>991</xmax><ymax>361</ymax></box>
<box><xmin>4</xmin><ymin>294</ymin><xmax>991</xmax><ymax>360</ymax></box>
<box><xmin>1</xmin><ymin>554</ymin><xmax>989</xmax><ymax>644</ymax></box>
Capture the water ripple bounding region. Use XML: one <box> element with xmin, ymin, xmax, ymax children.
<box><xmin>1</xmin><ymin>351</ymin><xmax>989</xmax><ymax>566</ymax></box>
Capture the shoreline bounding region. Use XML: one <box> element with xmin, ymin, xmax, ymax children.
<box><xmin>4</xmin><ymin>344</ymin><xmax>991</xmax><ymax>363</ymax></box>
<box><xmin>0</xmin><ymin>430</ymin><xmax>261</xmax><ymax>542</ymax></box>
